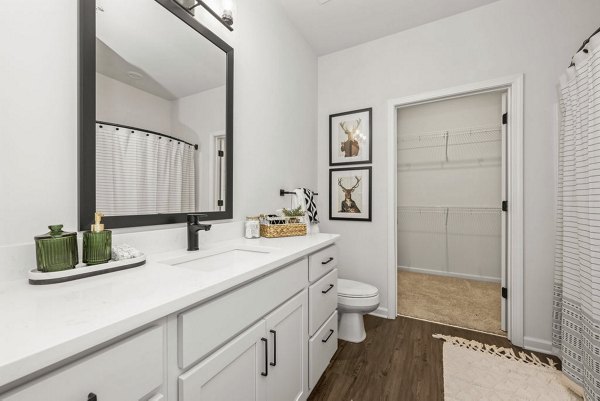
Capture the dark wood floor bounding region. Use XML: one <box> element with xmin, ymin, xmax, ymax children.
<box><xmin>308</xmin><ymin>315</ymin><xmax>559</xmax><ymax>401</ymax></box>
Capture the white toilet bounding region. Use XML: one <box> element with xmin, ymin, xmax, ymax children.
<box><xmin>337</xmin><ymin>279</ymin><xmax>380</xmax><ymax>343</ymax></box>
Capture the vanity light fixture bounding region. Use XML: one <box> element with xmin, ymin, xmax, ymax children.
<box><xmin>175</xmin><ymin>0</ymin><xmax>234</xmax><ymax>31</ymax></box>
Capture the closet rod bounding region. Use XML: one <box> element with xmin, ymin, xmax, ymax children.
<box><xmin>570</xmin><ymin>26</ymin><xmax>600</xmax><ymax>67</ymax></box>
<box><xmin>97</xmin><ymin>121</ymin><xmax>199</xmax><ymax>150</ymax></box>
<box><xmin>397</xmin><ymin>206</ymin><xmax>501</xmax><ymax>212</ymax></box>
<box><xmin>398</xmin><ymin>126</ymin><xmax>500</xmax><ymax>142</ymax></box>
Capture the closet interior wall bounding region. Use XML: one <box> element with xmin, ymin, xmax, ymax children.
<box><xmin>397</xmin><ymin>92</ymin><xmax>504</xmax><ymax>282</ymax></box>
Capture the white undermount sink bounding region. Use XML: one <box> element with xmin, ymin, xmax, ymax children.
<box><xmin>159</xmin><ymin>245</ymin><xmax>277</xmax><ymax>273</ymax></box>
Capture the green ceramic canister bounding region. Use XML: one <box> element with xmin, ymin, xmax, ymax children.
<box><xmin>34</xmin><ymin>225</ymin><xmax>79</xmax><ymax>272</ymax></box>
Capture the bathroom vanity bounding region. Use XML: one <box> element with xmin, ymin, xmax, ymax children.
<box><xmin>0</xmin><ymin>1</ymin><xmax>342</xmax><ymax>398</ymax></box>
<box><xmin>0</xmin><ymin>234</ymin><xmax>339</xmax><ymax>400</ymax></box>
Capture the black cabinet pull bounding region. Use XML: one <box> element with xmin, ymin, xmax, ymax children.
<box><xmin>270</xmin><ymin>329</ymin><xmax>277</xmax><ymax>367</ymax></box>
<box><xmin>321</xmin><ymin>284</ymin><xmax>335</xmax><ymax>294</ymax></box>
<box><xmin>88</xmin><ymin>394</ymin><xmax>97</xmax><ymax>401</ymax></box>
<box><xmin>261</xmin><ymin>337</ymin><xmax>268</xmax><ymax>376</ymax></box>
<box><xmin>322</xmin><ymin>329</ymin><xmax>334</xmax><ymax>343</ymax></box>
<box><xmin>321</xmin><ymin>257</ymin><xmax>334</xmax><ymax>265</ymax></box>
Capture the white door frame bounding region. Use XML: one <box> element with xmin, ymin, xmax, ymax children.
<box><xmin>386</xmin><ymin>74</ymin><xmax>524</xmax><ymax>346</ymax></box>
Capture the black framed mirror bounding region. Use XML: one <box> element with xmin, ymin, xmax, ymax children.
<box><xmin>79</xmin><ymin>0</ymin><xmax>233</xmax><ymax>231</ymax></box>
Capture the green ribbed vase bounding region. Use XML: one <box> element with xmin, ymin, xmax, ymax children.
<box><xmin>83</xmin><ymin>230</ymin><xmax>112</xmax><ymax>265</ymax></box>
<box><xmin>34</xmin><ymin>225</ymin><xmax>78</xmax><ymax>272</ymax></box>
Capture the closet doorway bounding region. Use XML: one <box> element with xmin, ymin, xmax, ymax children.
<box><xmin>395</xmin><ymin>90</ymin><xmax>507</xmax><ymax>336</ymax></box>
<box><xmin>387</xmin><ymin>76</ymin><xmax>524</xmax><ymax>345</ymax></box>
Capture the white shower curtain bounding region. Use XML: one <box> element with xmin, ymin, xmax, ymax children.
<box><xmin>96</xmin><ymin>123</ymin><xmax>196</xmax><ymax>216</ymax></box>
<box><xmin>553</xmin><ymin>32</ymin><xmax>600</xmax><ymax>400</ymax></box>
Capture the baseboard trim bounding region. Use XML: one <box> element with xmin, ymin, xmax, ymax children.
<box><xmin>398</xmin><ymin>265</ymin><xmax>501</xmax><ymax>283</ymax></box>
<box><xmin>370</xmin><ymin>306</ymin><xmax>390</xmax><ymax>319</ymax></box>
<box><xmin>523</xmin><ymin>336</ymin><xmax>554</xmax><ymax>355</ymax></box>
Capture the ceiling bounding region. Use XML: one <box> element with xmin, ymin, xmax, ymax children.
<box><xmin>96</xmin><ymin>0</ymin><xmax>226</xmax><ymax>100</ymax></box>
<box><xmin>279</xmin><ymin>0</ymin><xmax>500</xmax><ymax>55</ymax></box>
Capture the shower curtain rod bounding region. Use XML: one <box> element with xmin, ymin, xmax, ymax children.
<box><xmin>570</xmin><ymin>26</ymin><xmax>600</xmax><ymax>67</ymax></box>
<box><xmin>97</xmin><ymin>121</ymin><xmax>198</xmax><ymax>150</ymax></box>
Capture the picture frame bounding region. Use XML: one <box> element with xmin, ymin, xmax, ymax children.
<box><xmin>329</xmin><ymin>108</ymin><xmax>372</xmax><ymax>166</ymax></box>
<box><xmin>329</xmin><ymin>167</ymin><xmax>372</xmax><ymax>221</ymax></box>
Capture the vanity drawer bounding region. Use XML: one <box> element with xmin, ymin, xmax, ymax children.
<box><xmin>178</xmin><ymin>258</ymin><xmax>308</xmax><ymax>369</ymax></box>
<box><xmin>309</xmin><ymin>311</ymin><xmax>338</xmax><ymax>390</ymax></box>
<box><xmin>308</xmin><ymin>268</ymin><xmax>338</xmax><ymax>336</ymax></box>
<box><xmin>308</xmin><ymin>244</ymin><xmax>339</xmax><ymax>282</ymax></box>
<box><xmin>4</xmin><ymin>326</ymin><xmax>164</xmax><ymax>401</ymax></box>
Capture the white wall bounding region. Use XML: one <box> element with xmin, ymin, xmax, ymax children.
<box><xmin>397</xmin><ymin>92</ymin><xmax>503</xmax><ymax>281</ymax></box>
<box><xmin>317</xmin><ymin>0</ymin><xmax>600</xmax><ymax>346</ymax></box>
<box><xmin>172</xmin><ymin>85</ymin><xmax>227</xmax><ymax>211</ymax></box>
<box><xmin>0</xmin><ymin>0</ymin><xmax>316</xmax><ymax>247</ymax></box>
<box><xmin>96</xmin><ymin>73</ymin><xmax>173</xmax><ymax>134</ymax></box>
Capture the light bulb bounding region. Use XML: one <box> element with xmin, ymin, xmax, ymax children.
<box><xmin>221</xmin><ymin>0</ymin><xmax>233</xmax><ymax>25</ymax></box>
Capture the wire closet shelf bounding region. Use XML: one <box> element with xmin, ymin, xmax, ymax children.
<box><xmin>397</xmin><ymin>206</ymin><xmax>502</xmax><ymax>215</ymax></box>
<box><xmin>397</xmin><ymin>126</ymin><xmax>502</xmax><ymax>151</ymax></box>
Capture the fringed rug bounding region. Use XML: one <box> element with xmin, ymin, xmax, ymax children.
<box><xmin>434</xmin><ymin>334</ymin><xmax>581</xmax><ymax>401</ymax></box>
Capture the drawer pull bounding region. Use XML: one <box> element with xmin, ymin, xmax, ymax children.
<box><xmin>321</xmin><ymin>284</ymin><xmax>335</xmax><ymax>294</ymax></box>
<box><xmin>261</xmin><ymin>337</ymin><xmax>268</xmax><ymax>377</ymax></box>
<box><xmin>322</xmin><ymin>329</ymin><xmax>335</xmax><ymax>343</ymax></box>
<box><xmin>321</xmin><ymin>257</ymin><xmax>334</xmax><ymax>265</ymax></box>
<box><xmin>269</xmin><ymin>330</ymin><xmax>277</xmax><ymax>367</ymax></box>
<box><xmin>88</xmin><ymin>394</ymin><xmax>97</xmax><ymax>401</ymax></box>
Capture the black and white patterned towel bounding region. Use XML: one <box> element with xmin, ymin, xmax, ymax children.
<box><xmin>294</xmin><ymin>188</ymin><xmax>319</xmax><ymax>224</ymax></box>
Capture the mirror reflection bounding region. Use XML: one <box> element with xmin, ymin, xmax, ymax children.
<box><xmin>95</xmin><ymin>0</ymin><xmax>227</xmax><ymax>217</ymax></box>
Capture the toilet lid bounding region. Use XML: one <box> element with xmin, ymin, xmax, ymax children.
<box><xmin>338</xmin><ymin>279</ymin><xmax>379</xmax><ymax>298</ymax></box>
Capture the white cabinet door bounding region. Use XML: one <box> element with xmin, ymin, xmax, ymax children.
<box><xmin>265</xmin><ymin>290</ymin><xmax>308</xmax><ymax>401</ymax></box>
<box><xmin>178</xmin><ymin>321</ymin><xmax>268</xmax><ymax>401</ymax></box>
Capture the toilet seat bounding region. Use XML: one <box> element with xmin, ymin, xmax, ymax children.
<box><xmin>338</xmin><ymin>293</ymin><xmax>379</xmax><ymax>309</ymax></box>
<box><xmin>338</xmin><ymin>279</ymin><xmax>379</xmax><ymax>298</ymax></box>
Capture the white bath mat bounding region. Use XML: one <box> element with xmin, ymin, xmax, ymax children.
<box><xmin>434</xmin><ymin>334</ymin><xmax>581</xmax><ymax>401</ymax></box>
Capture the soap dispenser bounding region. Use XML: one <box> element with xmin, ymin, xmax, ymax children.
<box><xmin>83</xmin><ymin>212</ymin><xmax>112</xmax><ymax>265</ymax></box>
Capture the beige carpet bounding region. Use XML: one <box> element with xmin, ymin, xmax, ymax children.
<box><xmin>435</xmin><ymin>335</ymin><xmax>580</xmax><ymax>401</ymax></box>
<box><xmin>398</xmin><ymin>270</ymin><xmax>504</xmax><ymax>335</ymax></box>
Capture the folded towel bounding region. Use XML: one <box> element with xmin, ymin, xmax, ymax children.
<box><xmin>111</xmin><ymin>244</ymin><xmax>143</xmax><ymax>261</ymax></box>
<box><xmin>294</xmin><ymin>188</ymin><xmax>319</xmax><ymax>224</ymax></box>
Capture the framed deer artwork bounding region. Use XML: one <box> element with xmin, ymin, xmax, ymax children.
<box><xmin>329</xmin><ymin>108</ymin><xmax>372</xmax><ymax>166</ymax></box>
<box><xmin>329</xmin><ymin>167</ymin><xmax>372</xmax><ymax>221</ymax></box>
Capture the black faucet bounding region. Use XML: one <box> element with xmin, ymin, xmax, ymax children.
<box><xmin>187</xmin><ymin>214</ymin><xmax>212</xmax><ymax>251</ymax></box>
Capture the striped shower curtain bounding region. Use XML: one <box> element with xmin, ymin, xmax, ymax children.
<box><xmin>553</xmin><ymin>32</ymin><xmax>600</xmax><ymax>400</ymax></box>
<box><xmin>96</xmin><ymin>123</ymin><xmax>196</xmax><ymax>216</ymax></box>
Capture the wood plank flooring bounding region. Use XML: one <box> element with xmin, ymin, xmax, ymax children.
<box><xmin>308</xmin><ymin>315</ymin><xmax>559</xmax><ymax>401</ymax></box>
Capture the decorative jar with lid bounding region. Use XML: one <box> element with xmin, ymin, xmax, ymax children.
<box><xmin>34</xmin><ymin>225</ymin><xmax>79</xmax><ymax>272</ymax></box>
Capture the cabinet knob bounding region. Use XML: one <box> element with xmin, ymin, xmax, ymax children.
<box><xmin>88</xmin><ymin>393</ymin><xmax>97</xmax><ymax>401</ymax></box>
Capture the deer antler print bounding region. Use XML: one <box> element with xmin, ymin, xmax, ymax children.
<box><xmin>338</xmin><ymin>176</ymin><xmax>362</xmax><ymax>214</ymax></box>
<box><xmin>339</xmin><ymin>119</ymin><xmax>362</xmax><ymax>158</ymax></box>
<box><xmin>339</xmin><ymin>119</ymin><xmax>362</xmax><ymax>139</ymax></box>
<box><xmin>338</xmin><ymin>176</ymin><xmax>361</xmax><ymax>193</ymax></box>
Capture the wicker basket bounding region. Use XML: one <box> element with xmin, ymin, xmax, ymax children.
<box><xmin>260</xmin><ymin>223</ymin><xmax>307</xmax><ymax>238</ymax></box>
<box><xmin>259</xmin><ymin>215</ymin><xmax>307</xmax><ymax>238</ymax></box>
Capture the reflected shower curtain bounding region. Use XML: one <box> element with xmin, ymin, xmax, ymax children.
<box><xmin>96</xmin><ymin>123</ymin><xmax>196</xmax><ymax>216</ymax></box>
<box><xmin>553</xmin><ymin>32</ymin><xmax>600</xmax><ymax>400</ymax></box>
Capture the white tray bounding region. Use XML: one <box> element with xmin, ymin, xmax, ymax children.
<box><xmin>28</xmin><ymin>255</ymin><xmax>146</xmax><ymax>285</ymax></box>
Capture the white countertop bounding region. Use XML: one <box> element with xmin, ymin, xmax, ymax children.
<box><xmin>0</xmin><ymin>233</ymin><xmax>339</xmax><ymax>390</ymax></box>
